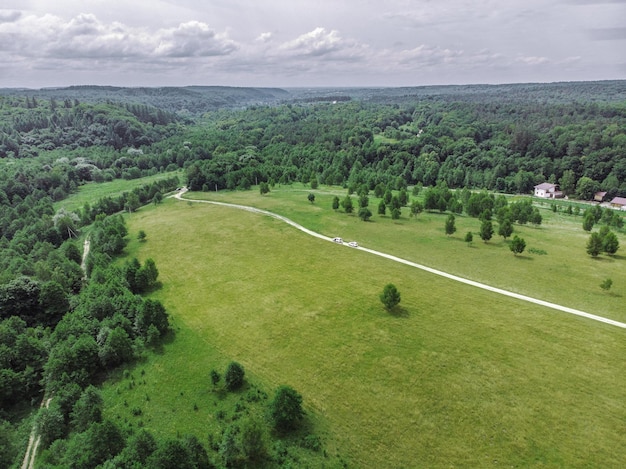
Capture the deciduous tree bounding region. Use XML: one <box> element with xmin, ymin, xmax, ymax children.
<box><xmin>268</xmin><ymin>385</ymin><xmax>304</xmax><ymax>432</ymax></box>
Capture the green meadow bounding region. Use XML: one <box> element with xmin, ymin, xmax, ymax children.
<box><xmin>96</xmin><ymin>184</ymin><xmax>626</xmax><ymax>467</ymax></box>
<box><xmin>54</xmin><ymin>170</ymin><xmax>182</xmax><ymax>212</ymax></box>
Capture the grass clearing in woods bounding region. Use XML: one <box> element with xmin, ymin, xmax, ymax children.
<box><xmin>96</xmin><ymin>191</ymin><xmax>626</xmax><ymax>467</ymax></box>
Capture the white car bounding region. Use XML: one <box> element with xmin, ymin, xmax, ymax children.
<box><xmin>348</xmin><ymin>241</ymin><xmax>358</xmax><ymax>247</ymax></box>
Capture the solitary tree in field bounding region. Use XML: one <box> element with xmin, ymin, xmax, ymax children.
<box><xmin>380</xmin><ymin>283</ymin><xmax>401</xmax><ymax>310</ymax></box>
<box><xmin>332</xmin><ymin>196</ymin><xmax>340</xmax><ymax>211</ymax></box>
<box><xmin>586</xmin><ymin>232</ymin><xmax>603</xmax><ymax>257</ymax></box>
<box><xmin>445</xmin><ymin>214</ymin><xmax>456</xmax><ymax>236</ymax></box>
<box><xmin>137</xmin><ymin>230</ymin><xmax>147</xmax><ymax>242</ymax></box>
<box><xmin>224</xmin><ymin>362</ymin><xmax>245</xmax><ymax>391</ymax></box>
<box><xmin>509</xmin><ymin>235</ymin><xmax>526</xmax><ymax>255</ymax></box>
<box><xmin>464</xmin><ymin>231</ymin><xmax>473</xmax><ymax>246</ymax></box>
<box><xmin>479</xmin><ymin>220</ymin><xmax>493</xmax><ymax>242</ymax></box>
<box><xmin>259</xmin><ymin>182</ymin><xmax>270</xmax><ymax>195</ymax></box>
<box><xmin>268</xmin><ymin>385</ymin><xmax>304</xmax><ymax>432</ymax></box>
<box><xmin>307</xmin><ymin>193</ymin><xmax>315</xmax><ymax>203</ymax></box>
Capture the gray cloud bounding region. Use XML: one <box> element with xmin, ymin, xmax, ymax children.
<box><xmin>0</xmin><ymin>1</ymin><xmax>623</xmax><ymax>87</ymax></box>
<box><xmin>0</xmin><ymin>10</ymin><xmax>21</xmax><ymax>23</ymax></box>
<box><xmin>589</xmin><ymin>27</ymin><xmax>626</xmax><ymax>40</ymax></box>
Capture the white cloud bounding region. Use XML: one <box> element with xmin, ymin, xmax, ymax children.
<box><xmin>279</xmin><ymin>27</ymin><xmax>368</xmax><ymax>62</ymax></box>
<box><xmin>256</xmin><ymin>32</ymin><xmax>273</xmax><ymax>43</ymax></box>
<box><xmin>0</xmin><ymin>13</ymin><xmax>237</xmax><ymax>61</ymax></box>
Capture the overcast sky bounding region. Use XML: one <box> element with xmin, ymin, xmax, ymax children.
<box><xmin>0</xmin><ymin>0</ymin><xmax>624</xmax><ymax>88</ymax></box>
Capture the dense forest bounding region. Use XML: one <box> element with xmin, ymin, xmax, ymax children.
<box><xmin>0</xmin><ymin>81</ymin><xmax>625</xmax><ymax>467</ymax></box>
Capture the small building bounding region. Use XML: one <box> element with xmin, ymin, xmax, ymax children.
<box><xmin>534</xmin><ymin>182</ymin><xmax>563</xmax><ymax>199</ymax></box>
<box><xmin>594</xmin><ymin>191</ymin><xmax>608</xmax><ymax>203</ymax></box>
<box><xmin>609</xmin><ymin>197</ymin><xmax>626</xmax><ymax>210</ymax></box>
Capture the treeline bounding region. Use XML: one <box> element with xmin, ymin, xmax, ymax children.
<box><xmin>176</xmin><ymin>98</ymin><xmax>626</xmax><ymax>200</ymax></box>
<box><xmin>0</xmin><ymin>96</ymin><xmax>179</xmax><ymax>157</ymax></box>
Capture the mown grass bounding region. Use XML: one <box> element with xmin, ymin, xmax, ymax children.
<box><xmin>54</xmin><ymin>170</ymin><xmax>182</xmax><ymax>212</ymax></box>
<box><xmin>185</xmin><ymin>184</ymin><xmax>626</xmax><ymax>323</ymax></box>
<box><xmin>99</xmin><ymin>191</ymin><xmax>626</xmax><ymax>468</ymax></box>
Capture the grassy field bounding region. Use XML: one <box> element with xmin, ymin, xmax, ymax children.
<box><xmin>99</xmin><ymin>187</ymin><xmax>626</xmax><ymax>468</ymax></box>
<box><xmin>185</xmin><ymin>185</ymin><xmax>626</xmax><ymax>323</ymax></box>
<box><xmin>54</xmin><ymin>170</ymin><xmax>182</xmax><ymax>212</ymax></box>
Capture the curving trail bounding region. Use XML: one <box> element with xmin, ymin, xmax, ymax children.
<box><xmin>173</xmin><ymin>189</ymin><xmax>626</xmax><ymax>330</ymax></box>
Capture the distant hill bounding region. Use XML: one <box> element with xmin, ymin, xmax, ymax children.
<box><xmin>0</xmin><ymin>85</ymin><xmax>292</xmax><ymax>115</ymax></box>
<box><xmin>1</xmin><ymin>81</ymin><xmax>624</xmax><ymax>116</ymax></box>
<box><xmin>285</xmin><ymin>80</ymin><xmax>626</xmax><ymax>104</ymax></box>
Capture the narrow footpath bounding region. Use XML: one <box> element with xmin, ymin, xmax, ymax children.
<box><xmin>173</xmin><ymin>189</ymin><xmax>626</xmax><ymax>330</ymax></box>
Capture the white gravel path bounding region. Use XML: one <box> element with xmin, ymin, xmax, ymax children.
<box><xmin>174</xmin><ymin>189</ymin><xmax>626</xmax><ymax>329</ymax></box>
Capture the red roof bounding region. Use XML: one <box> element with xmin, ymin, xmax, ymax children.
<box><xmin>610</xmin><ymin>197</ymin><xmax>626</xmax><ymax>206</ymax></box>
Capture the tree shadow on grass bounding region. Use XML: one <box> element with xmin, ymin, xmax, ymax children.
<box><xmin>512</xmin><ymin>254</ymin><xmax>534</xmax><ymax>260</ymax></box>
<box><xmin>387</xmin><ymin>306</ymin><xmax>409</xmax><ymax>318</ymax></box>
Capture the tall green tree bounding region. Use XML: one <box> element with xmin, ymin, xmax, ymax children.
<box><xmin>268</xmin><ymin>385</ymin><xmax>305</xmax><ymax>432</ymax></box>
<box><xmin>445</xmin><ymin>214</ymin><xmax>456</xmax><ymax>236</ymax></box>
<box><xmin>358</xmin><ymin>207</ymin><xmax>372</xmax><ymax>221</ymax></box>
<box><xmin>341</xmin><ymin>195</ymin><xmax>354</xmax><ymax>213</ymax></box>
<box><xmin>224</xmin><ymin>361</ymin><xmax>245</xmax><ymax>391</ymax></box>
<box><xmin>602</xmin><ymin>230</ymin><xmax>620</xmax><ymax>255</ymax></box>
<box><xmin>479</xmin><ymin>220</ymin><xmax>494</xmax><ymax>242</ymax></box>
<box><xmin>586</xmin><ymin>232</ymin><xmax>603</xmax><ymax>257</ymax></box>
<box><xmin>498</xmin><ymin>219</ymin><xmax>514</xmax><ymax>239</ymax></box>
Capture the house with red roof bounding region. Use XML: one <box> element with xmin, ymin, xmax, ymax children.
<box><xmin>610</xmin><ymin>197</ymin><xmax>626</xmax><ymax>210</ymax></box>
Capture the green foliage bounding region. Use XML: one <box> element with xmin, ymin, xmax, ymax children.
<box><xmin>239</xmin><ymin>416</ymin><xmax>268</xmax><ymax>462</ymax></box>
<box><xmin>600</xmin><ymin>278</ymin><xmax>613</xmax><ymax>291</ymax></box>
<box><xmin>510</xmin><ymin>236</ymin><xmax>527</xmax><ymax>256</ymax></box>
<box><xmin>602</xmin><ymin>230</ymin><xmax>620</xmax><ymax>255</ymax></box>
<box><xmin>210</xmin><ymin>369</ymin><xmax>221</xmax><ymax>387</ymax></box>
<box><xmin>409</xmin><ymin>199</ymin><xmax>423</xmax><ymax>217</ymax></box>
<box><xmin>358</xmin><ymin>207</ymin><xmax>373</xmax><ymax>221</ymax></box>
<box><xmin>332</xmin><ymin>196</ymin><xmax>340</xmax><ymax>211</ymax></box>
<box><xmin>498</xmin><ymin>219</ymin><xmax>514</xmax><ymax>239</ymax></box>
<box><xmin>380</xmin><ymin>283</ymin><xmax>401</xmax><ymax>310</ymax></box>
<box><xmin>307</xmin><ymin>192</ymin><xmax>315</xmax><ymax>203</ymax></box>
<box><xmin>583</xmin><ymin>211</ymin><xmax>595</xmax><ymax>231</ymax></box>
<box><xmin>464</xmin><ymin>231</ymin><xmax>473</xmax><ymax>245</ymax></box>
<box><xmin>479</xmin><ymin>220</ymin><xmax>494</xmax><ymax>242</ymax></box>
<box><xmin>341</xmin><ymin>195</ymin><xmax>354</xmax><ymax>213</ymax></box>
<box><xmin>70</xmin><ymin>385</ymin><xmax>103</xmax><ymax>432</ymax></box>
<box><xmin>259</xmin><ymin>181</ymin><xmax>270</xmax><ymax>195</ymax></box>
<box><xmin>224</xmin><ymin>361</ymin><xmax>245</xmax><ymax>391</ymax></box>
<box><xmin>391</xmin><ymin>207</ymin><xmax>401</xmax><ymax>220</ymax></box>
<box><xmin>445</xmin><ymin>214</ymin><xmax>456</xmax><ymax>236</ymax></box>
<box><xmin>586</xmin><ymin>232</ymin><xmax>603</xmax><ymax>257</ymax></box>
<box><xmin>137</xmin><ymin>230</ymin><xmax>147</xmax><ymax>242</ymax></box>
<box><xmin>268</xmin><ymin>385</ymin><xmax>305</xmax><ymax>432</ymax></box>
<box><xmin>378</xmin><ymin>200</ymin><xmax>386</xmax><ymax>215</ymax></box>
